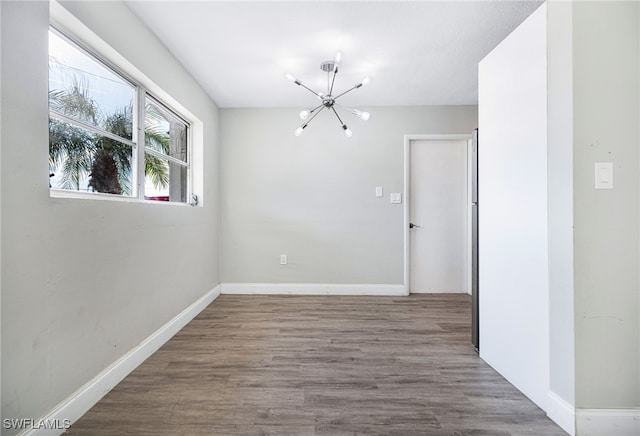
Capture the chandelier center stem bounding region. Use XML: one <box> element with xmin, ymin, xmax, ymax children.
<box><xmin>322</xmin><ymin>98</ymin><xmax>335</xmax><ymax>108</ymax></box>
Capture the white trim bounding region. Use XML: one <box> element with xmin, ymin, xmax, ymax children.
<box><xmin>403</xmin><ymin>134</ymin><xmax>473</xmax><ymax>294</ymax></box>
<box><xmin>221</xmin><ymin>283</ymin><xmax>408</xmax><ymax>296</ymax></box>
<box><xmin>466</xmin><ymin>137</ymin><xmax>473</xmax><ymax>296</ymax></box>
<box><xmin>49</xmin><ymin>111</ymin><xmax>137</xmax><ymax>148</ymax></box>
<box><xmin>49</xmin><ymin>189</ymin><xmax>192</xmax><ymax>206</ymax></box>
<box><xmin>21</xmin><ymin>286</ymin><xmax>221</xmax><ymax>436</ymax></box>
<box><xmin>547</xmin><ymin>391</ymin><xmax>575</xmax><ymax>436</ymax></box>
<box><xmin>145</xmin><ymin>147</ymin><xmax>189</xmax><ymax>168</ymax></box>
<box><xmin>575</xmin><ymin>408</ymin><xmax>640</xmax><ymax>436</ymax></box>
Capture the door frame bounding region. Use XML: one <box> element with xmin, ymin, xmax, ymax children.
<box><xmin>403</xmin><ymin>134</ymin><xmax>473</xmax><ymax>293</ymax></box>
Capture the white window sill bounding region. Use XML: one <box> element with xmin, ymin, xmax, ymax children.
<box><xmin>50</xmin><ymin>189</ymin><xmax>196</xmax><ymax>207</ymax></box>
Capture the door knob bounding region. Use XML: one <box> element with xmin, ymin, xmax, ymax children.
<box><xmin>409</xmin><ymin>223</ymin><xmax>421</xmax><ymax>229</ymax></box>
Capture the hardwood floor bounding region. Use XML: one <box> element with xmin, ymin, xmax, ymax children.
<box><xmin>66</xmin><ymin>294</ymin><xmax>566</xmax><ymax>435</ymax></box>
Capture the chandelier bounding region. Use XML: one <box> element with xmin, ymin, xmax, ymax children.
<box><xmin>286</xmin><ymin>52</ymin><xmax>370</xmax><ymax>137</ymax></box>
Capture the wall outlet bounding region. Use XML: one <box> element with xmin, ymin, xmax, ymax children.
<box><xmin>280</xmin><ymin>254</ymin><xmax>287</xmax><ymax>265</ymax></box>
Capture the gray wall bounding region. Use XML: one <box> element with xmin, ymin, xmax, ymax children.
<box><xmin>572</xmin><ymin>0</ymin><xmax>640</xmax><ymax>409</ymax></box>
<box><xmin>1</xmin><ymin>0</ymin><xmax>220</xmax><ymax>428</ymax></box>
<box><xmin>220</xmin><ymin>106</ymin><xmax>477</xmax><ymax>285</ymax></box>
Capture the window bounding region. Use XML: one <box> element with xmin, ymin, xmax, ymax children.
<box><xmin>144</xmin><ymin>96</ymin><xmax>189</xmax><ymax>202</ymax></box>
<box><xmin>48</xmin><ymin>28</ymin><xmax>191</xmax><ymax>203</ymax></box>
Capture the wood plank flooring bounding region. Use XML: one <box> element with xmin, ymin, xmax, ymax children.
<box><xmin>66</xmin><ymin>294</ymin><xmax>566</xmax><ymax>435</ymax></box>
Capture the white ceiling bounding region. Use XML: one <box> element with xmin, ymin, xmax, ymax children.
<box><xmin>126</xmin><ymin>0</ymin><xmax>543</xmax><ymax>108</ymax></box>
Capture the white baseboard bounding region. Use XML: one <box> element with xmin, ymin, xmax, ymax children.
<box><xmin>576</xmin><ymin>408</ymin><xmax>640</xmax><ymax>436</ymax></box>
<box><xmin>221</xmin><ymin>283</ymin><xmax>408</xmax><ymax>296</ymax></box>
<box><xmin>22</xmin><ymin>285</ymin><xmax>221</xmax><ymax>436</ymax></box>
<box><xmin>547</xmin><ymin>391</ymin><xmax>575</xmax><ymax>435</ymax></box>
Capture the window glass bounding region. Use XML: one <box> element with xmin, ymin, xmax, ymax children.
<box><xmin>49</xmin><ymin>121</ymin><xmax>133</xmax><ymax>194</ymax></box>
<box><xmin>48</xmin><ymin>31</ymin><xmax>134</xmax><ymax>138</ymax></box>
<box><xmin>48</xmin><ymin>30</ymin><xmax>134</xmax><ymax>196</ymax></box>
<box><xmin>144</xmin><ymin>97</ymin><xmax>189</xmax><ymax>202</ymax></box>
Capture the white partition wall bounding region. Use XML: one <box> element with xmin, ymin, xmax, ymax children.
<box><xmin>478</xmin><ymin>3</ymin><xmax>549</xmax><ymax>411</ymax></box>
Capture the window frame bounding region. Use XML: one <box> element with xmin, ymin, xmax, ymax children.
<box><xmin>48</xmin><ymin>25</ymin><xmax>194</xmax><ymax>205</ymax></box>
<box><xmin>141</xmin><ymin>93</ymin><xmax>192</xmax><ymax>203</ymax></box>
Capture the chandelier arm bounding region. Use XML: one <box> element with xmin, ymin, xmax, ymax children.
<box><xmin>332</xmin><ymin>84</ymin><xmax>360</xmax><ymax>101</ymax></box>
<box><xmin>309</xmin><ymin>102</ymin><xmax>325</xmax><ymax>115</ymax></box>
<box><xmin>302</xmin><ymin>105</ymin><xmax>327</xmax><ymax>126</ymax></box>
<box><xmin>296</xmin><ymin>81</ymin><xmax>324</xmax><ymax>99</ymax></box>
<box><xmin>335</xmin><ymin>103</ymin><xmax>370</xmax><ymax>121</ymax></box>
<box><xmin>334</xmin><ymin>102</ymin><xmax>353</xmax><ymax>112</ymax></box>
<box><xmin>330</xmin><ymin>106</ymin><xmax>345</xmax><ymax>126</ymax></box>
<box><xmin>329</xmin><ymin>66</ymin><xmax>338</xmax><ymax>96</ymax></box>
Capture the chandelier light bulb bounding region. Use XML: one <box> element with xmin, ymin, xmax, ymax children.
<box><xmin>361</xmin><ymin>77</ymin><xmax>371</xmax><ymax>86</ymax></box>
<box><xmin>334</xmin><ymin>51</ymin><xmax>343</xmax><ymax>64</ymax></box>
<box><xmin>294</xmin><ymin>126</ymin><xmax>304</xmax><ymax>136</ymax></box>
<box><xmin>299</xmin><ymin>110</ymin><xmax>310</xmax><ymax>120</ymax></box>
<box><xmin>285</xmin><ymin>73</ymin><xmax>296</xmax><ymax>82</ymax></box>
<box><xmin>351</xmin><ymin>109</ymin><xmax>370</xmax><ymax>121</ymax></box>
<box><xmin>343</xmin><ymin>125</ymin><xmax>353</xmax><ymax>138</ymax></box>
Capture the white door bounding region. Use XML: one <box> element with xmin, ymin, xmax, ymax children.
<box><xmin>409</xmin><ymin>139</ymin><xmax>467</xmax><ymax>293</ymax></box>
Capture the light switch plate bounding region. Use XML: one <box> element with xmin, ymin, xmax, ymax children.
<box><xmin>375</xmin><ymin>186</ymin><xmax>383</xmax><ymax>198</ymax></box>
<box><xmin>595</xmin><ymin>162</ymin><xmax>613</xmax><ymax>189</ymax></box>
<box><xmin>390</xmin><ymin>193</ymin><xmax>402</xmax><ymax>204</ymax></box>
